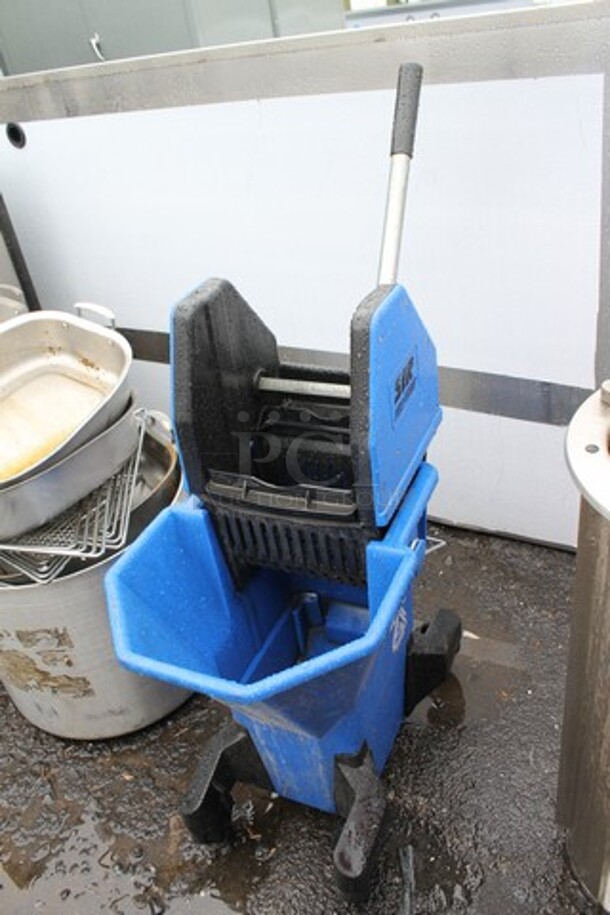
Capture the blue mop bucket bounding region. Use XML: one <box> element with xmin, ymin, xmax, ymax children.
<box><xmin>106</xmin><ymin>463</ymin><xmax>437</xmax><ymax>813</ymax></box>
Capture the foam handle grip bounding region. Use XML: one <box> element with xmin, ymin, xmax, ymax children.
<box><xmin>391</xmin><ymin>63</ymin><xmax>423</xmax><ymax>158</ymax></box>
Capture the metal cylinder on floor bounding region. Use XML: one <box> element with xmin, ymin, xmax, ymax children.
<box><xmin>558</xmin><ymin>381</ymin><xmax>610</xmax><ymax>910</ymax></box>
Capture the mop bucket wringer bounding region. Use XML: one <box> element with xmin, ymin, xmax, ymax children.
<box><xmin>106</xmin><ymin>63</ymin><xmax>461</xmax><ymax>901</ymax></box>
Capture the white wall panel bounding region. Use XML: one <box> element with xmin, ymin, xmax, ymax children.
<box><xmin>429</xmin><ymin>408</ymin><xmax>579</xmax><ymax>547</ymax></box>
<box><xmin>0</xmin><ymin>74</ymin><xmax>602</xmax><ymax>545</ymax></box>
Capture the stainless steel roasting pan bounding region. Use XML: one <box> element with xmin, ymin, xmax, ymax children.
<box><xmin>0</xmin><ymin>306</ymin><xmax>132</xmax><ymax>486</ymax></box>
<box><xmin>0</xmin><ymin>397</ymin><xmax>140</xmax><ymax>540</ymax></box>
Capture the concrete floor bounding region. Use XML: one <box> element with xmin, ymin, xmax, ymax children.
<box><xmin>0</xmin><ymin>524</ymin><xmax>599</xmax><ymax>914</ymax></box>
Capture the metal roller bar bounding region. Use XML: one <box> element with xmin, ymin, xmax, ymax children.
<box><xmin>257</xmin><ymin>376</ymin><xmax>351</xmax><ymax>400</ymax></box>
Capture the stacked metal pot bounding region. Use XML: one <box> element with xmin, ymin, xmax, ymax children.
<box><xmin>0</xmin><ymin>305</ymin><xmax>189</xmax><ymax>739</ymax></box>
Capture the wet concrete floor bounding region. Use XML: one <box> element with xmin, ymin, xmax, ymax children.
<box><xmin>0</xmin><ymin>524</ymin><xmax>599</xmax><ymax>914</ymax></box>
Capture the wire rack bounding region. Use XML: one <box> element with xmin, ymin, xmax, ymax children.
<box><xmin>0</xmin><ymin>415</ymin><xmax>146</xmax><ymax>584</ymax></box>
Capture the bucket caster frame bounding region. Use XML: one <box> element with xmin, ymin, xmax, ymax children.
<box><xmin>181</xmin><ymin>720</ymin><xmax>388</xmax><ymax>901</ymax></box>
<box><xmin>405</xmin><ymin>609</ymin><xmax>462</xmax><ymax>716</ymax></box>
<box><xmin>180</xmin><ymin>609</ymin><xmax>462</xmax><ymax>901</ymax></box>
<box><xmin>333</xmin><ymin>744</ymin><xmax>387</xmax><ymax>901</ymax></box>
<box><xmin>181</xmin><ymin>718</ymin><xmax>273</xmax><ymax>844</ymax></box>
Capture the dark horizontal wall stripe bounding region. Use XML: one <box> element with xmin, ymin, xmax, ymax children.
<box><xmin>117</xmin><ymin>327</ymin><xmax>170</xmax><ymax>364</ymax></box>
<box><xmin>127</xmin><ymin>332</ymin><xmax>591</xmax><ymax>425</ymax></box>
<box><xmin>438</xmin><ymin>367</ymin><xmax>592</xmax><ymax>427</ymax></box>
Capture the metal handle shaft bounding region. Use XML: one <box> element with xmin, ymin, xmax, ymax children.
<box><xmin>377</xmin><ymin>63</ymin><xmax>423</xmax><ymax>286</ymax></box>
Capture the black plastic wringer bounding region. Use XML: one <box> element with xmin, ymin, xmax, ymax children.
<box><xmin>106</xmin><ymin>64</ymin><xmax>461</xmax><ymax>901</ymax></box>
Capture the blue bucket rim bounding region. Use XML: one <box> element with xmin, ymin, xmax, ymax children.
<box><xmin>107</xmin><ymin>463</ymin><xmax>437</xmax><ymax>705</ymax></box>
<box><xmin>107</xmin><ymin>546</ymin><xmax>419</xmax><ymax>706</ymax></box>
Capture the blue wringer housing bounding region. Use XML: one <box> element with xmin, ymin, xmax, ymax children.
<box><xmin>106</xmin><ymin>64</ymin><xmax>461</xmax><ymax>901</ymax></box>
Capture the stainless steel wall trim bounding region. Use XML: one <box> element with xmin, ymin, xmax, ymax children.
<box><xmin>0</xmin><ymin>1</ymin><xmax>605</xmax><ymax>123</ymax></box>
<box><xmin>124</xmin><ymin>334</ymin><xmax>590</xmax><ymax>425</ymax></box>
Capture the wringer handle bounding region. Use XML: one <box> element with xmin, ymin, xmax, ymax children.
<box><xmin>391</xmin><ymin>62</ymin><xmax>423</xmax><ymax>158</ymax></box>
<box><xmin>377</xmin><ymin>63</ymin><xmax>423</xmax><ymax>287</ymax></box>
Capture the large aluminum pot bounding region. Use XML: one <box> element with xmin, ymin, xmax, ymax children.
<box><xmin>0</xmin><ymin>418</ymin><xmax>190</xmax><ymax>739</ymax></box>
<box><xmin>0</xmin><ymin>305</ymin><xmax>132</xmax><ymax>486</ymax></box>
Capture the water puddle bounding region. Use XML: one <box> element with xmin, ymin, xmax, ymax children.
<box><xmin>409</xmin><ymin>626</ymin><xmax>530</xmax><ymax>729</ymax></box>
<box><xmin>0</xmin><ymin>696</ymin><xmax>286</xmax><ymax>914</ymax></box>
<box><xmin>0</xmin><ymin>623</ymin><xmax>532</xmax><ymax>913</ymax></box>
<box><xmin>0</xmin><ymin>788</ymin><xmax>286</xmax><ymax>914</ymax></box>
